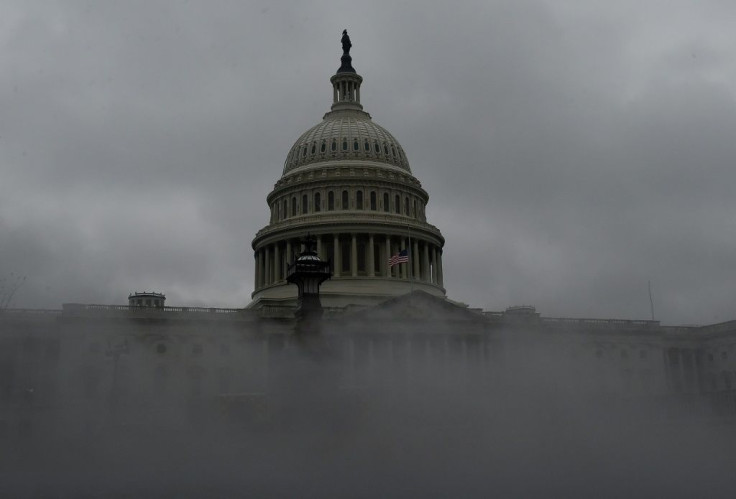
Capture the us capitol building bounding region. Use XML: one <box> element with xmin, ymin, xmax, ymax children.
<box><xmin>2</xmin><ymin>32</ymin><xmax>736</xmax><ymax>438</ymax></box>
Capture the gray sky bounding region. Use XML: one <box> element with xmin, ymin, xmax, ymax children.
<box><xmin>1</xmin><ymin>0</ymin><xmax>735</xmax><ymax>325</ymax></box>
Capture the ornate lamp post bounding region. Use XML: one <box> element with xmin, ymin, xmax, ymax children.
<box><xmin>286</xmin><ymin>236</ymin><xmax>332</xmax><ymax>335</ymax></box>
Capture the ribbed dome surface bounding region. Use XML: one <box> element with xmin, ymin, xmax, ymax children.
<box><xmin>282</xmin><ymin>110</ymin><xmax>411</xmax><ymax>175</ymax></box>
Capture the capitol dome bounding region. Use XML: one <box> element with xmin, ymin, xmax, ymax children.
<box><xmin>249</xmin><ymin>32</ymin><xmax>445</xmax><ymax>312</ymax></box>
<box><xmin>283</xmin><ymin>109</ymin><xmax>411</xmax><ymax>175</ymax></box>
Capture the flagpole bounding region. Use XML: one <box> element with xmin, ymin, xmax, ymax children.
<box><xmin>408</xmin><ymin>225</ymin><xmax>413</xmax><ymax>295</ymax></box>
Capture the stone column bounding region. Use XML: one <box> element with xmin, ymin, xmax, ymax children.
<box><xmin>678</xmin><ymin>349</ymin><xmax>687</xmax><ymax>393</ymax></box>
<box><xmin>274</xmin><ymin>243</ymin><xmax>281</xmax><ymax>282</ymax></box>
<box><xmin>286</xmin><ymin>240</ymin><xmax>292</xmax><ymax>266</ymax></box>
<box><xmin>422</xmin><ymin>242</ymin><xmax>430</xmax><ymax>282</ymax></box>
<box><xmin>368</xmin><ymin>234</ymin><xmax>375</xmax><ymax>277</ymax></box>
<box><xmin>401</xmin><ymin>238</ymin><xmax>408</xmax><ymax>279</ymax></box>
<box><xmin>393</xmin><ymin>241</ymin><xmax>400</xmax><ymax>278</ymax></box>
<box><xmin>385</xmin><ymin>236</ymin><xmax>391</xmax><ymax>278</ymax></box>
<box><xmin>413</xmin><ymin>239</ymin><xmax>420</xmax><ymax>281</ymax></box>
<box><xmin>261</xmin><ymin>249</ymin><xmax>267</xmax><ymax>288</ymax></box>
<box><xmin>351</xmin><ymin>233</ymin><xmax>358</xmax><ymax>277</ymax></box>
<box><xmin>432</xmin><ymin>246</ymin><xmax>438</xmax><ymax>284</ymax></box>
<box><xmin>438</xmin><ymin>249</ymin><xmax>444</xmax><ymax>287</ymax></box>
<box><xmin>333</xmin><ymin>235</ymin><xmax>341</xmax><ymax>278</ymax></box>
<box><xmin>264</xmin><ymin>246</ymin><xmax>271</xmax><ymax>286</ymax></box>
<box><xmin>317</xmin><ymin>235</ymin><xmax>323</xmax><ymax>260</ymax></box>
<box><xmin>255</xmin><ymin>250</ymin><xmax>261</xmax><ymax>289</ymax></box>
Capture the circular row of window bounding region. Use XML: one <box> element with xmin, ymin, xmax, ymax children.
<box><xmin>271</xmin><ymin>189</ymin><xmax>425</xmax><ymax>222</ymax></box>
<box><xmin>287</xmin><ymin>138</ymin><xmax>405</xmax><ymax>166</ymax></box>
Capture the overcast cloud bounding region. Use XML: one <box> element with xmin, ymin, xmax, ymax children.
<box><xmin>1</xmin><ymin>0</ymin><xmax>735</xmax><ymax>325</ymax></box>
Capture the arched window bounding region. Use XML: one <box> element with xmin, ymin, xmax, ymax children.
<box><xmin>342</xmin><ymin>190</ymin><xmax>349</xmax><ymax>210</ymax></box>
<box><xmin>342</xmin><ymin>140</ymin><xmax>348</xmax><ymax>151</ymax></box>
<box><xmin>328</xmin><ymin>191</ymin><xmax>334</xmax><ymax>211</ymax></box>
<box><xmin>291</xmin><ymin>197</ymin><xmax>297</xmax><ymax>217</ymax></box>
<box><xmin>356</xmin><ymin>191</ymin><xmax>363</xmax><ymax>210</ymax></box>
<box><xmin>383</xmin><ymin>193</ymin><xmax>389</xmax><ymax>212</ymax></box>
<box><xmin>353</xmin><ymin>140</ymin><xmax>359</xmax><ymax>151</ymax></box>
<box><xmin>311</xmin><ymin>143</ymin><xmax>316</xmax><ymax>154</ymax></box>
<box><xmin>370</xmin><ymin>191</ymin><xmax>377</xmax><ymax>211</ymax></box>
<box><xmin>374</xmin><ymin>142</ymin><xmax>380</xmax><ymax>154</ymax></box>
<box><xmin>395</xmin><ymin>195</ymin><xmax>400</xmax><ymax>214</ymax></box>
<box><xmin>364</xmin><ymin>141</ymin><xmax>370</xmax><ymax>151</ymax></box>
<box><xmin>302</xmin><ymin>194</ymin><xmax>308</xmax><ymax>214</ymax></box>
<box><xmin>314</xmin><ymin>192</ymin><xmax>321</xmax><ymax>212</ymax></box>
<box><xmin>331</xmin><ymin>140</ymin><xmax>337</xmax><ymax>152</ymax></box>
<box><xmin>321</xmin><ymin>142</ymin><xmax>326</xmax><ymax>153</ymax></box>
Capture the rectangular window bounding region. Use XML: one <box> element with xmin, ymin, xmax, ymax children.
<box><xmin>395</xmin><ymin>195</ymin><xmax>400</xmax><ymax>214</ymax></box>
<box><xmin>314</xmin><ymin>193</ymin><xmax>321</xmax><ymax>212</ymax></box>
<box><xmin>342</xmin><ymin>191</ymin><xmax>349</xmax><ymax>210</ymax></box>
<box><xmin>302</xmin><ymin>194</ymin><xmax>308</xmax><ymax>214</ymax></box>
<box><xmin>328</xmin><ymin>191</ymin><xmax>334</xmax><ymax>211</ymax></box>
<box><xmin>356</xmin><ymin>191</ymin><xmax>363</xmax><ymax>210</ymax></box>
<box><xmin>383</xmin><ymin>193</ymin><xmax>389</xmax><ymax>212</ymax></box>
<box><xmin>370</xmin><ymin>191</ymin><xmax>377</xmax><ymax>210</ymax></box>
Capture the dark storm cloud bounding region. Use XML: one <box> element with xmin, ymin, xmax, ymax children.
<box><xmin>1</xmin><ymin>1</ymin><xmax>735</xmax><ymax>324</ymax></box>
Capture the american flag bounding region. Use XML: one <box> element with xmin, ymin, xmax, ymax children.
<box><xmin>389</xmin><ymin>249</ymin><xmax>409</xmax><ymax>267</ymax></box>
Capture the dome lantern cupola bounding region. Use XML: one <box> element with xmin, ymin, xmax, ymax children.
<box><xmin>330</xmin><ymin>30</ymin><xmax>363</xmax><ymax>112</ymax></box>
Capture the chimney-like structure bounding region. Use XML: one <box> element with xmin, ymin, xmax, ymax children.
<box><xmin>286</xmin><ymin>236</ymin><xmax>332</xmax><ymax>334</ymax></box>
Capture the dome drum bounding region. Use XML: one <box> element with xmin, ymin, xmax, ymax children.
<box><xmin>251</xmin><ymin>231</ymin><xmax>446</xmax><ymax>309</ymax></box>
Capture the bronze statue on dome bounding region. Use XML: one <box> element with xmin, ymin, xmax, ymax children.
<box><xmin>337</xmin><ymin>29</ymin><xmax>356</xmax><ymax>73</ymax></box>
<box><xmin>341</xmin><ymin>29</ymin><xmax>352</xmax><ymax>55</ymax></box>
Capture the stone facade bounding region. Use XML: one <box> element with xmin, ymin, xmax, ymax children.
<box><xmin>2</xmin><ymin>295</ymin><xmax>736</xmax><ymax>442</ymax></box>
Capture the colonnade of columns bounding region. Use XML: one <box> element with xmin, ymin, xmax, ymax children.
<box><xmin>333</xmin><ymin>79</ymin><xmax>360</xmax><ymax>103</ymax></box>
<box><xmin>665</xmin><ymin>347</ymin><xmax>700</xmax><ymax>393</ymax></box>
<box><xmin>254</xmin><ymin>233</ymin><xmax>443</xmax><ymax>291</ymax></box>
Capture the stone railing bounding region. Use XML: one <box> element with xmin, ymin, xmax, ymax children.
<box><xmin>697</xmin><ymin>320</ymin><xmax>736</xmax><ymax>336</ymax></box>
<box><xmin>275</xmin><ymin>162</ymin><xmax>422</xmax><ymax>190</ymax></box>
<box><xmin>540</xmin><ymin>317</ymin><xmax>660</xmax><ymax>329</ymax></box>
<box><xmin>62</xmin><ymin>303</ymin><xmax>240</xmax><ymax>313</ymax></box>
<box><xmin>59</xmin><ymin>303</ymin><xmax>248</xmax><ymax>321</ymax></box>
<box><xmin>254</xmin><ymin>213</ymin><xmax>443</xmax><ymax>241</ymax></box>
<box><xmin>0</xmin><ymin>308</ymin><xmax>62</xmax><ymax>316</ymax></box>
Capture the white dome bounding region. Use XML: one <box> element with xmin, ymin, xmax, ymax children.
<box><xmin>282</xmin><ymin>109</ymin><xmax>410</xmax><ymax>175</ymax></box>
